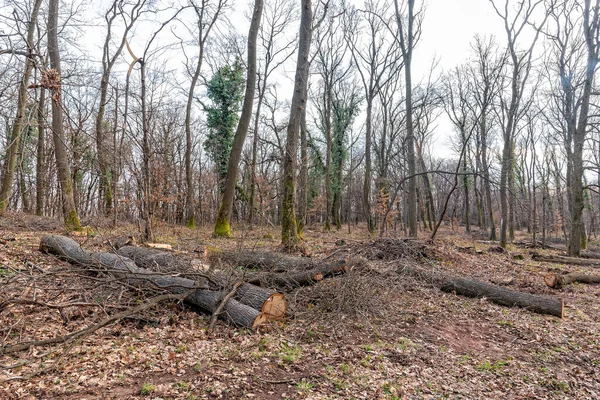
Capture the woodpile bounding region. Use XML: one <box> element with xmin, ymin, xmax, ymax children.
<box><xmin>116</xmin><ymin>246</ymin><xmax>287</xmax><ymax>319</ymax></box>
<box><xmin>40</xmin><ymin>235</ymin><xmax>268</xmax><ymax>329</ymax></box>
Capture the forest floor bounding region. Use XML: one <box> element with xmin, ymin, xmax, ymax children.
<box><xmin>0</xmin><ymin>213</ymin><xmax>599</xmax><ymax>399</ymax></box>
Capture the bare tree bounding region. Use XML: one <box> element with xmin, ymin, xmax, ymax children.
<box><xmin>47</xmin><ymin>0</ymin><xmax>81</xmax><ymax>229</ymax></box>
<box><xmin>281</xmin><ymin>0</ymin><xmax>314</xmax><ymax>250</ymax></box>
<box><xmin>213</xmin><ymin>0</ymin><xmax>264</xmax><ymax>237</ymax></box>
<box><xmin>393</xmin><ymin>0</ymin><xmax>423</xmax><ymax>237</ymax></box>
<box><xmin>183</xmin><ymin>0</ymin><xmax>227</xmax><ymax>228</ymax></box>
<box><xmin>0</xmin><ymin>0</ymin><xmax>43</xmax><ymax>211</ymax></box>
<box><xmin>489</xmin><ymin>0</ymin><xmax>549</xmax><ymax>247</ymax></box>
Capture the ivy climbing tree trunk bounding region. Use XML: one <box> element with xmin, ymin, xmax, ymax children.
<box><xmin>0</xmin><ymin>0</ymin><xmax>43</xmax><ymax>211</ymax></box>
<box><xmin>281</xmin><ymin>0</ymin><xmax>313</xmax><ymax>251</ymax></box>
<box><xmin>48</xmin><ymin>0</ymin><xmax>81</xmax><ymax>230</ymax></box>
<box><xmin>213</xmin><ymin>0</ymin><xmax>263</xmax><ymax>237</ymax></box>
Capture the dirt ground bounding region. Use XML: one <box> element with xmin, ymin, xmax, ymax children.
<box><xmin>0</xmin><ymin>213</ymin><xmax>598</xmax><ymax>399</ymax></box>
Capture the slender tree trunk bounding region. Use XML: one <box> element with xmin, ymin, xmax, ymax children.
<box><xmin>36</xmin><ymin>87</ymin><xmax>46</xmax><ymax>216</ymax></box>
<box><xmin>297</xmin><ymin>107</ymin><xmax>308</xmax><ymax>234</ymax></box>
<box><xmin>184</xmin><ymin>42</ymin><xmax>204</xmax><ymax>228</ymax></box>
<box><xmin>48</xmin><ymin>0</ymin><xmax>81</xmax><ymax>230</ymax></box>
<box><xmin>281</xmin><ymin>0</ymin><xmax>312</xmax><ymax>250</ymax></box>
<box><xmin>568</xmin><ymin>0</ymin><xmax>598</xmax><ymax>256</ymax></box>
<box><xmin>363</xmin><ymin>97</ymin><xmax>373</xmax><ymax>233</ymax></box>
<box><xmin>213</xmin><ymin>0</ymin><xmax>263</xmax><ymax>237</ymax></box>
<box><xmin>0</xmin><ymin>0</ymin><xmax>43</xmax><ymax>211</ymax></box>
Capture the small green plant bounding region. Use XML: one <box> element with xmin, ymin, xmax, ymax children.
<box><xmin>340</xmin><ymin>362</ymin><xmax>350</xmax><ymax>374</ymax></box>
<box><xmin>497</xmin><ymin>320</ymin><xmax>513</xmax><ymax>327</ymax></box>
<box><xmin>475</xmin><ymin>359</ymin><xmax>509</xmax><ymax>372</ymax></box>
<box><xmin>360</xmin><ymin>344</ymin><xmax>373</xmax><ymax>352</ymax></box>
<box><xmin>174</xmin><ymin>381</ymin><xmax>189</xmax><ymax>390</ymax></box>
<box><xmin>140</xmin><ymin>383</ymin><xmax>155</xmax><ymax>396</ymax></box>
<box><xmin>457</xmin><ymin>355</ymin><xmax>471</xmax><ymax>365</ymax></box>
<box><xmin>296</xmin><ymin>379</ymin><xmax>314</xmax><ymax>392</ymax></box>
<box><xmin>193</xmin><ymin>363</ymin><xmax>202</xmax><ymax>373</ymax></box>
<box><xmin>175</xmin><ymin>344</ymin><xmax>187</xmax><ymax>354</ymax></box>
<box><xmin>279</xmin><ymin>342</ymin><xmax>302</xmax><ymax>363</ymax></box>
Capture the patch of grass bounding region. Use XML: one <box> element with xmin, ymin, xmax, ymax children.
<box><xmin>540</xmin><ymin>378</ymin><xmax>569</xmax><ymax>392</ymax></box>
<box><xmin>360</xmin><ymin>355</ymin><xmax>372</xmax><ymax>367</ymax></box>
<box><xmin>396</xmin><ymin>337</ymin><xmax>414</xmax><ymax>350</ymax></box>
<box><xmin>173</xmin><ymin>381</ymin><xmax>189</xmax><ymax>390</ymax></box>
<box><xmin>360</xmin><ymin>344</ymin><xmax>373</xmax><ymax>352</ymax></box>
<box><xmin>140</xmin><ymin>382</ymin><xmax>155</xmax><ymax>396</ymax></box>
<box><xmin>175</xmin><ymin>344</ymin><xmax>187</xmax><ymax>354</ymax></box>
<box><xmin>296</xmin><ymin>379</ymin><xmax>314</xmax><ymax>392</ymax></box>
<box><xmin>340</xmin><ymin>362</ymin><xmax>350</xmax><ymax>374</ymax></box>
<box><xmin>193</xmin><ymin>363</ymin><xmax>202</xmax><ymax>373</ymax></box>
<box><xmin>497</xmin><ymin>320</ymin><xmax>513</xmax><ymax>327</ymax></box>
<box><xmin>279</xmin><ymin>342</ymin><xmax>302</xmax><ymax>363</ymax></box>
<box><xmin>475</xmin><ymin>359</ymin><xmax>509</xmax><ymax>372</ymax></box>
<box><xmin>457</xmin><ymin>355</ymin><xmax>471</xmax><ymax>365</ymax></box>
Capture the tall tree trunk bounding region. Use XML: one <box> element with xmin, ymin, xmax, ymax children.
<box><xmin>213</xmin><ymin>0</ymin><xmax>263</xmax><ymax>237</ymax></box>
<box><xmin>281</xmin><ymin>0</ymin><xmax>312</xmax><ymax>250</ymax></box>
<box><xmin>140</xmin><ymin>60</ymin><xmax>153</xmax><ymax>241</ymax></box>
<box><xmin>297</xmin><ymin>107</ymin><xmax>308</xmax><ymax>234</ymax></box>
<box><xmin>36</xmin><ymin>87</ymin><xmax>45</xmax><ymax>216</ymax></box>
<box><xmin>0</xmin><ymin>0</ymin><xmax>43</xmax><ymax>211</ymax></box>
<box><xmin>363</xmin><ymin>97</ymin><xmax>373</xmax><ymax>233</ymax></box>
<box><xmin>394</xmin><ymin>0</ymin><xmax>417</xmax><ymax>238</ymax></box>
<box><xmin>48</xmin><ymin>0</ymin><xmax>81</xmax><ymax>230</ymax></box>
<box><xmin>184</xmin><ymin>41</ymin><xmax>204</xmax><ymax>228</ymax></box>
<box><xmin>568</xmin><ymin>0</ymin><xmax>598</xmax><ymax>256</ymax></box>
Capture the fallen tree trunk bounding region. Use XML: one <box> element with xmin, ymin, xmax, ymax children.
<box><xmin>207</xmin><ymin>249</ymin><xmax>360</xmax><ymax>273</ymax></box>
<box><xmin>244</xmin><ymin>262</ymin><xmax>349</xmax><ymax>290</ymax></box>
<box><xmin>544</xmin><ymin>272</ymin><xmax>600</xmax><ymax>289</ymax></box>
<box><xmin>117</xmin><ymin>246</ymin><xmax>286</xmax><ymax>319</ymax></box>
<box><xmin>397</xmin><ymin>264</ymin><xmax>564</xmax><ymax>318</ymax></box>
<box><xmin>531</xmin><ymin>253</ymin><xmax>600</xmax><ymax>268</ymax></box>
<box><xmin>40</xmin><ymin>235</ymin><xmax>267</xmax><ymax>329</ymax></box>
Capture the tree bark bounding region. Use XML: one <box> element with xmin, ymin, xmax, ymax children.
<box><xmin>36</xmin><ymin>87</ymin><xmax>46</xmax><ymax>216</ymax></box>
<box><xmin>281</xmin><ymin>0</ymin><xmax>313</xmax><ymax>250</ymax></box>
<box><xmin>532</xmin><ymin>252</ymin><xmax>600</xmax><ymax>268</ymax></box>
<box><xmin>397</xmin><ymin>264</ymin><xmax>564</xmax><ymax>318</ymax></box>
<box><xmin>544</xmin><ymin>272</ymin><xmax>600</xmax><ymax>289</ymax></box>
<box><xmin>48</xmin><ymin>0</ymin><xmax>81</xmax><ymax>230</ymax></box>
<box><xmin>116</xmin><ymin>245</ymin><xmax>286</xmax><ymax>319</ymax></box>
<box><xmin>0</xmin><ymin>0</ymin><xmax>43</xmax><ymax>211</ymax></box>
<box><xmin>40</xmin><ymin>235</ymin><xmax>267</xmax><ymax>329</ymax></box>
<box><xmin>213</xmin><ymin>0</ymin><xmax>263</xmax><ymax>237</ymax></box>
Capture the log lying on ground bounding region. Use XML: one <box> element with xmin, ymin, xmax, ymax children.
<box><xmin>207</xmin><ymin>249</ymin><xmax>359</xmax><ymax>273</ymax></box>
<box><xmin>580</xmin><ymin>251</ymin><xmax>600</xmax><ymax>260</ymax></box>
<box><xmin>40</xmin><ymin>235</ymin><xmax>267</xmax><ymax>329</ymax></box>
<box><xmin>531</xmin><ymin>253</ymin><xmax>600</xmax><ymax>268</ymax></box>
<box><xmin>244</xmin><ymin>261</ymin><xmax>350</xmax><ymax>290</ymax></box>
<box><xmin>117</xmin><ymin>246</ymin><xmax>286</xmax><ymax>319</ymax></box>
<box><xmin>544</xmin><ymin>272</ymin><xmax>600</xmax><ymax>289</ymax></box>
<box><xmin>397</xmin><ymin>264</ymin><xmax>564</xmax><ymax>318</ymax></box>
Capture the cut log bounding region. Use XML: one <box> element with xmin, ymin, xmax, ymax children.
<box><xmin>397</xmin><ymin>264</ymin><xmax>564</xmax><ymax>318</ymax></box>
<box><xmin>544</xmin><ymin>272</ymin><xmax>600</xmax><ymax>289</ymax></box>
<box><xmin>117</xmin><ymin>246</ymin><xmax>287</xmax><ymax>319</ymax></box>
<box><xmin>244</xmin><ymin>262</ymin><xmax>349</xmax><ymax>290</ymax></box>
<box><xmin>531</xmin><ymin>253</ymin><xmax>600</xmax><ymax>268</ymax></box>
<box><xmin>207</xmin><ymin>249</ymin><xmax>361</xmax><ymax>273</ymax></box>
<box><xmin>40</xmin><ymin>235</ymin><xmax>267</xmax><ymax>329</ymax></box>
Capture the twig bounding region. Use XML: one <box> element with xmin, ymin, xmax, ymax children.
<box><xmin>208</xmin><ymin>281</ymin><xmax>243</xmax><ymax>332</ymax></box>
<box><xmin>0</xmin><ymin>292</ymin><xmax>189</xmax><ymax>355</ymax></box>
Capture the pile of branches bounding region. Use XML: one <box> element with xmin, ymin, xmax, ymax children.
<box><xmin>339</xmin><ymin>238</ymin><xmax>428</xmax><ymax>261</ymax></box>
